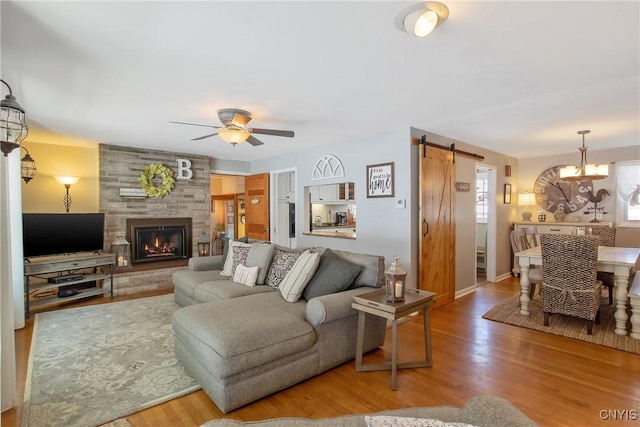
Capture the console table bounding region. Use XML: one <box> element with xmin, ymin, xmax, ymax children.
<box><xmin>24</xmin><ymin>252</ymin><xmax>115</xmax><ymax>318</ymax></box>
<box><xmin>352</xmin><ymin>288</ymin><xmax>435</xmax><ymax>390</ymax></box>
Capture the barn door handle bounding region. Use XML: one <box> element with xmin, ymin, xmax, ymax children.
<box><xmin>423</xmin><ymin>219</ymin><xmax>429</xmax><ymax>237</ymax></box>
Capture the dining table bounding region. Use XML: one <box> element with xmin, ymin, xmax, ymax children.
<box><xmin>515</xmin><ymin>245</ymin><xmax>640</xmax><ymax>338</ymax></box>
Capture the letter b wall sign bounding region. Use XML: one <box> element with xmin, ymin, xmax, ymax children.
<box><xmin>176</xmin><ymin>158</ymin><xmax>193</xmax><ymax>180</ymax></box>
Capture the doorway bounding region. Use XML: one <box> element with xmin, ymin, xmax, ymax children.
<box><xmin>271</xmin><ymin>168</ymin><xmax>297</xmax><ymax>248</ymax></box>
<box><xmin>475</xmin><ymin>165</ymin><xmax>496</xmax><ymax>284</ymax></box>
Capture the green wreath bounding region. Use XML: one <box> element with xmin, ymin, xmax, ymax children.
<box><xmin>138</xmin><ymin>162</ymin><xmax>175</xmax><ymax>198</ymax></box>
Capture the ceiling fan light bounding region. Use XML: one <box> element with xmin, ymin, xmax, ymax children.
<box><xmin>406</xmin><ymin>10</ymin><xmax>438</xmax><ymax>37</ymax></box>
<box><xmin>218</xmin><ymin>128</ymin><xmax>250</xmax><ymax>144</ymax></box>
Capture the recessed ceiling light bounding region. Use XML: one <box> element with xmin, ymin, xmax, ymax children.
<box><xmin>394</xmin><ymin>2</ymin><xmax>449</xmax><ymax>37</ymax></box>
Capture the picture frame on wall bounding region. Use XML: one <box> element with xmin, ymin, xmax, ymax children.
<box><xmin>366</xmin><ymin>162</ymin><xmax>394</xmax><ymax>198</ymax></box>
<box><xmin>504</xmin><ymin>183</ymin><xmax>512</xmax><ymax>204</ymax></box>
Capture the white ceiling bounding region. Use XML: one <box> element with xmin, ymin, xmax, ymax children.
<box><xmin>2</xmin><ymin>1</ymin><xmax>638</xmax><ymax>162</ymax></box>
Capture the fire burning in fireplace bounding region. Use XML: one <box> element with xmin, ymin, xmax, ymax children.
<box><xmin>126</xmin><ymin>217</ymin><xmax>192</xmax><ymax>265</ymax></box>
<box><xmin>143</xmin><ymin>235</ymin><xmax>179</xmax><ymax>257</ymax></box>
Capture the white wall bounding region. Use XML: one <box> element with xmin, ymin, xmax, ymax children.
<box><xmin>253</xmin><ymin>128</ymin><xmax>416</xmax><ymax>283</ymax></box>
<box><xmin>455</xmin><ymin>156</ymin><xmax>479</xmax><ymax>290</ymax></box>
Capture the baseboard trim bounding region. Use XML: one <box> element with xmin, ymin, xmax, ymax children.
<box><xmin>455</xmin><ymin>285</ymin><xmax>477</xmax><ymax>299</ymax></box>
<box><xmin>495</xmin><ymin>272</ymin><xmax>513</xmax><ymax>283</ymax></box>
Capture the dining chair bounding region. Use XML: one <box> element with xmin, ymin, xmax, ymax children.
<box><xmin>540</xmin><ymin>234</ymin><xmax>602</xmax><ymax>335</ymax></box>
<box><xmin>590</xmin><ymin>226</ymin><xmax>617</xmax><ymax>305</ymax></box>
<box><xmin>510</xmin><ymin>229</ymin><xmax>542</xmax><ymax>300</ymax></box>
<box><xmin>523</xmin><ymin>226</ymin><xmax>539</xmax><ymax>249</ymax></box>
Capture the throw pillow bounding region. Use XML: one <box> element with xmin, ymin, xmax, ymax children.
<box><xmin>265</xmin><ymin>246</ymin><xmax>303</xmax><ymax>289</ymax></box>
<box><xmin>222</xmin><ymin>236</ymin><xmax>249</xmax><ymax>266</ymax></box>
<box><xmin>230</xmin><ymin>245</ymin><xmax>251</xmax><ymax>277</ymax></box>
<box><xmin>232</xmin><ymin>264</ymin><xmax>259</xmax><ymax>287</ymax></box>
<box><xmin>245</xmin><ymin>243</ymin><xmax>274</xmax><ymax>285</ymax></box>
<box><xmin>302</xmin><ymin>248</ymin><xmax>361</xmax><ymax>300</ymax></box>
<box><xmin>365</xmin><ymin>416</ymin><xmax>476</xmax><ymax>427</ymax></box>
<box><xmin>279</xmin><ymin>250</ymin><xmax>320</xmax><ymax>303</ymax></box>
<box><xmin>221</xmin><ymin>240</ymin><xmax>251</xmax><ymax>276</ymax></box>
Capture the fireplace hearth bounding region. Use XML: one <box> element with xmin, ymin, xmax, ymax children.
<box><xmin>126</xmin><ymin>218</ymin><xmax>192</xmax><ymax>265</ymax></box>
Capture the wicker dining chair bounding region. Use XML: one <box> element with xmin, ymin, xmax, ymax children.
<box><xmin>590</xmin><ymin>226</ymin><xmax>617</xmax><ymax>305</ymax></box>
<box><xmin>510</xmin><ymin>229</ymin><xmax>542</xmax><ymax>300</ymax></box>
<box><xmin>540</xmin><ymin>234</ymin><xmax>602</xmax><ymax>335</ymax></box>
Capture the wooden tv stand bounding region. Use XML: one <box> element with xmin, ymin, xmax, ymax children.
<box><xmin>24</xmin><ymin>252</ymin><xmax>115</xmax><ymax>318</ymax></box>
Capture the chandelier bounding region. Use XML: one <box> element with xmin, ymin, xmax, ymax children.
<box><xmin>559</xmin><ymin>130</ymin><xmax>608</xmax><ymax>181</ymax></box>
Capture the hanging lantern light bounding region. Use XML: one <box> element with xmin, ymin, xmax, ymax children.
<box><xmin>0</xmin><ymin>79</ymin><xmax>28</xmax><ymax>156</ymax></box>
<box><xmin>384</xmin><ymin>255</ymin><xmax>407</xmax><ymax>303</ymax></box>
<box><xmin>20</xmin><ymin>146</ymin><xmax>37</xmax><ymax>183</ymax></box>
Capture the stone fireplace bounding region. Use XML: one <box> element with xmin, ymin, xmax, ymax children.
<box><xmin>126</xmin><ymin>217</ymin><xmax>192</xmax><ymax>265</ymax></box>
<box><xmin>99</xmin><ymin>144</ymin><xmax>211</xmax><ymax>295</ymax></box>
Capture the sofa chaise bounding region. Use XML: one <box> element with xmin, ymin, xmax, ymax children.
<box><xmin>171</xmin><ymin>241</ymin><xmax>388</xmax><ymax>413</ymax></box>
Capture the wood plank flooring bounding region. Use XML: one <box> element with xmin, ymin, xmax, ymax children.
<box><xmin>3</xmin><ymin>278</ymin><xmax>640</xmax><ymax>426</ymax></box>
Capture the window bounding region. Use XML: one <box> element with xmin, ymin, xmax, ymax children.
<box><xmin>615</xmin><ymin>160</ymin><xmax>640</xmax><ymax>227</ymax></box>
<box><xmin>476</xmin><ymin>172</ymin><xmax>488</xmax><ymax>221</ymax></box>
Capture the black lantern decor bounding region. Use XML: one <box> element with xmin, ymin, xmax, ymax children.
<box><xmin>197</xmin><ymin>231</ymin><xmax>211</xmax><ymax>257</ymax></box>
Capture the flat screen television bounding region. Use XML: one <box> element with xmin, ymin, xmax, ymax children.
<box><xmin>22</xmin><ymin>213</ymin><xmax>105</xmax><ymax>258</ymax></box>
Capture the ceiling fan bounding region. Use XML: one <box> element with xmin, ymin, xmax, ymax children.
<box><xmin>170</xmin><ymin>108</ymin><xmax>294</xmax><ymax>146</ymax></box>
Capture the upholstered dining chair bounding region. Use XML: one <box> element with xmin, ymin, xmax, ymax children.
<box><xmin>540</xmin><ymin>234</ymin><xmax>602</xmax><ymax>335</ymax></box>
<box><xmin>510</xmin><ymin>229</ymin><xmax>542</xmax><ymax>300</ymax></box>
<box><xmin>590</xmin><ymin>226</ymin><xmax>617</xmax><ymax>305</ymax></box>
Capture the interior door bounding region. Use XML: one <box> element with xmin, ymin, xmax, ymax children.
<box><xmin>244</xmin><ymin>173</ymin><xmax>270</xmax><ymax>241</ymax></box>
<box><xmin>419</xmin><ymin>145</ymin><xmax>455</xmax><ymax>309</ymax></box>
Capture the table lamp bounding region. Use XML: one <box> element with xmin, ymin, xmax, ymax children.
<box><xmin>518</xmin><ymin>192</ymin><xmax>536</xmax><ymax>221</ymax></box>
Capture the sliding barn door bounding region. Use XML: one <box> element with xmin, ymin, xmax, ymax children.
<box><xmin>244</xmin><ymin>173</ymin><xmax>270</xmax><ymax>241</ymax></box>
<box><xmin>419</xmin><ymin>145</ymin><xmax>455</xmax><ymax>309</ymax></box>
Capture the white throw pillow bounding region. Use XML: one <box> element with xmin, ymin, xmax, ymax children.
<box><xmin>279</xmin><ymin>250</ymin><xmax>320</xmax><ymax>303</ymax></box>
<box><xmin>221</xmin><ymin>241</ymin><xmax>252</xmax><ymax>276</ymax></box>
<box><xmin>365</xmin><ymin>416</ymin><xmax>476</xmax><ymax>427</ymax></box>
<box><xmin>233</xmin><ymin>264</ymin><xmax>259</xmax><ymax>287</ymax></box>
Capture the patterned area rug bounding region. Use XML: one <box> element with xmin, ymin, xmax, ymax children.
<box><xmin>22</xmin><ymin>294</ymin><xmax>200</xmax><ymax>427</ymax></box>
<box><xmin>482</xmin><ymin>294</ymin><xmax>640</xmax><ymax>354</ymax></box>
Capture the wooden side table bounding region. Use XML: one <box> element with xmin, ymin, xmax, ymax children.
<box><xmin>351</xmin><ymin>288</ymin><xmax>435</xmax><ymax>390</ymax></box>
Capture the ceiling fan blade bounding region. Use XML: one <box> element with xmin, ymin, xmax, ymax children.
<box><xmin>191</xmin><ymin>132</ymin><xmax>219</xmax><ymax>141</ymax></box>
<box><xmin>246</xmin><ymin>135</ymin><xmax>264</xmax><ymax>146</ymax></box>
<box><xmin>250</xmin><ymin>128</ymin><xmax>295</xmax><ymax>138</ymax></box>
<box><xmin>170</xmin><ymin>121</ymin><xmax>222</xmax><ymax>129</ymax></box>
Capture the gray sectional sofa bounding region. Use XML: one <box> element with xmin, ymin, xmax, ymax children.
<box><xmin>171</xmin><ymin>242</ymin><xmax>387</xmax><ymax>413</ymax></box>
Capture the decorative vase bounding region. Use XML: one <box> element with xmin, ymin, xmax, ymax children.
<box><xmin>538</xmin><ymin>212</ymin><xmax>546</xmax><ymax>222</ymax></box>
<box><xmin>553</xmin><ymin>206</ymin><xmax>566</xmax><ymax>222</ymax></box>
